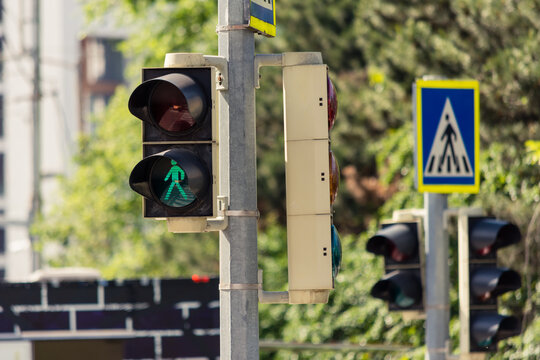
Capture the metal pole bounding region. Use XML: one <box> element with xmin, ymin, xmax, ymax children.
<box><xmin>31</xmin><ymin>0</ymin><xmax>42</xmax><ymax>272</ymax></box>
<box><xmin>217</xmin><ymin>0</ymin><xmax>259</xmax><ymax>359</ymax></box>
<box><xmin>424</xmin><ymin>193</ymin><xmax>449</xmax><ymax>360</ymax></box>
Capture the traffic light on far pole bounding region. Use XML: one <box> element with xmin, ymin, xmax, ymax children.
<box><xmin>128</xmin><ymin>65</ymin><xmax>218</xmax><ymax>227</ymax></box>
<box><xmin>282</xmin><ymin>52</ymin><xmax>341</xmax><ymax>304</ymax></box>
<box><xmin>366</xmin><ymin>221</ymin><xmax>424</xmax><ymax>311</ymax></box>
<box><xmin>459</xmin><ymin>215</ymin><xmax>522</xmax><ymax>353</ymax></box>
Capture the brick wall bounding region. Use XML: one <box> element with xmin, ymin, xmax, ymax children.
<box><xmin>0</xmin><ymin>278</ymin><xmax>219</xmax><ymax>360</ymax></box>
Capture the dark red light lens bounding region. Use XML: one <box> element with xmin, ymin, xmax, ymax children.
<box><xmin>329</xmin><ymin>150</ymin><xmax>339</xmax><ymax>204</ymax></box>
<box><xmin>476</xmin><ymin>246</ymin><xmax>492</xmax><ymax>257</ymax></box>
<box><xmin>390</xmin><ymin>245</ymin><xmax>408</xmax><ymax>262</ymax></box>
<box><xmin>150</xmin><ymin>82</ymin><xmax>196</xmax><ymax>132</ymax></box>
<box><xmin>327</xmin><ymin>76</ymin><xmax>338</xmax><ymax>130</ymax></box>
<box><xmin>478</xmin><ymin>292</ymin><xmax>491</xmax><ymax>302</ymax></box>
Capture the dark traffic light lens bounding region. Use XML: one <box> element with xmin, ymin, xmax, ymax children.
<box><xmin>470</xmin><ymin>268</ymin><xmax>521</xmax><ymax>302</ymax></box>
<box><xmin>327</xmin><ymin>76</ymin><xmax>338</xmax><ymax>130</ymax></box>
<box><xmin>470</xmin><ymin>218</ymin><xmax>521</xmax><ymax>257</ymax></box>
<box><xmin>366</xmin><ymin>223</ymin><xmax>418</xmax><ymax>263</ymax></box>
<box><xmin>150</xmin><ymin>82</ymin><xmax>196</xmax><ymax>133</ymax></box>
<box><xmin>150</xmin><ymin>157</ymin><xmax>197</xmax><ymax>208</ymax></box>
<box><xmin>471</xmin><ymin>313</ymin><xmax>521</xmax><ymax>348</ymax></box>
<box><xmin>329</xmin><ymin>150</ymin><xmax>339</xmax><ymax>204</ymax></box>
<box><xmin>394</xmin><ymin>288</ymin><xmax>415</xmax><ymax>308</ymax></box>
<box><xmin>331</xmin><ymin>225</ymin><xmax>342</xmax><ymax>279</ymax></box>
<box><xmin>370</xmin><ymin>271</ymin><xmax>422</xmax><ymax>309</ymax></box>
<box><xmin>371</xmin><ymin>279</ymin><xmax>416</xmax><ymax>308</ymax></box>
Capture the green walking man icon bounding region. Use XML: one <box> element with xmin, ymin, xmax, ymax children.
<box><xmin>164</xmin><ymin>160</ymin><xmax>188</xmax><ymax>200</ymax></box>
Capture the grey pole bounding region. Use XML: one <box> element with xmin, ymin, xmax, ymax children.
<box><xmin>424</xmin><ymin>193</ymin><xmax>449</xmax><ymax>360</ymax></box>
<box><xmin>217</xmin><ymin>0</ymin><xmax>259</xmax><ymax>359</ymax></box>
<box><xmin>31</xmin><ymin>0</ymin><xmax>42</xmax><ymax>271</ymax></box>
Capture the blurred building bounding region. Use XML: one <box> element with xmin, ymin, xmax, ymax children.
<box><xmin>0</xmin><ymin>0</ymin><xmax>126</xmax><ymax>282</ymax></box>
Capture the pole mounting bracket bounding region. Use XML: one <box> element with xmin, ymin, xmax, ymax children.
<box><xmin>164</xmin><ymin>53</ymin><xmax>229</xmax><ymax>90</ymax></box>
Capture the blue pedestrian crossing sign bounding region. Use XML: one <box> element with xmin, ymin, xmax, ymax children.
<box><xmin>414</xmin><ymin>79</ymin><xmax>480</xmax><ymax>193</ymax></box>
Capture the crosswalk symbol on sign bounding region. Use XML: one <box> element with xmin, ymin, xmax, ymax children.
<box><xmin>415</xmin><ymin>79</ymin><xmax>480</xmax><ymax>194</ymax></box>
<box><xmin>424</xmin><ymin>98</ymin><xmax>473</xmax><ymax>177</ymax></box>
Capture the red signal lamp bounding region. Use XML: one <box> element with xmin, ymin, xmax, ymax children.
<box><xmin>327</xmin><ymin>76</ymin><xmax>338</xmax><ymax>130</ymax></box>
<box><xmin>192</xmin><ymin>274</ymin><xmax>210</xmax><ymax>283</ymax></box>
<box><xmin>129</xmin><ymin>73</ymin><xmax>208</xmax><ymax>136</ymax></box>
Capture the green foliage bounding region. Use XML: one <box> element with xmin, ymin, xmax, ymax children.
<box><xmin>84</xmin><ymin>0</ymin><xmax>218</xmax><ymax>79</ymax></box>
<box><xmin>526</xmin><ymin>140</ymin><xmax>540</xmax><ymax>165</ymax></box>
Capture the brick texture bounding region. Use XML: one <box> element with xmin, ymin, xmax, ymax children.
<box><xmin>0</xmin><ymin>277</ymin><xmax>219</xmax><ymax>360</ymax></box>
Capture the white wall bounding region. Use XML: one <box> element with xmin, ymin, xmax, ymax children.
<box><xmin>39</xmin><ymin>0</ymin><xmax>82</xmax><ymax>211</ymax></box>
<box><xmin>3</xmin><ymin>0</ymin><xmax>83</xmax><ymax>281</ymax></box>
<box><xmin>4</xmin><ymin>0</ymin><xmax>37</xmax><ymax>281</ymax></box>
<box><xmin>0</xmin><ymin>341</ymin><xmax>33</xmax><ymax>360</ymax></box>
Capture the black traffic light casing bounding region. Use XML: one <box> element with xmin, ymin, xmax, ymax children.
<box><xmin>366</xmin><ymin>221</ymin><xmax>424</xmax><ymax>312</ymax></box>
<box><xmin>129</xmin><ymin>67</ymin><xmax>217</xmax><ymax>218</ymax></box>
<box><xmin>465</xmin><ymin>216</ymin><xmax>522</xmax><ymax>353</ymax></box>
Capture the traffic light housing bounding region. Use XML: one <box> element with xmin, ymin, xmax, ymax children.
<box><xmin>282</xmin><ymin>52</ymin><xmax>341</xmax><ymax>304</ymax></box>
<box><xmin>128</xmin><ymin>66</ymin><xmax>218</xmax><ymax>224</ymax></box>
<box><xmin>366</xmin><ymin>221</ymin><xmax>424</xmax><ymax>311</ymax></box>
<box><xmin>459</xmin><ymin>214</ymin><xmax>522</xmax><ymax>353</ymax></box>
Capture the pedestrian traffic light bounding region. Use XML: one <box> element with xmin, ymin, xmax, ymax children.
<box><xmin>282</xmin><ymin>52</ymin><xmax>341</xmax><ymax>304</ymax></box>
<box><xmin>459</xmin><ymin>215</ymin><xmax>522</xmax><ymax>353</ymax></box>
<box><xmin>128</xmin><ymin>65</ymin><xmax>218</xmax><ymax>223</ymax></box>
<box><xmin>366</xmin><ymin>221</ymin><xmax>424</xmax><ymax>311</ymax></box>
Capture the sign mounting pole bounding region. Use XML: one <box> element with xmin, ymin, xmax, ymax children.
<box><xmin>414</xmin><ymin>79</ymin><xmax>450</xmax><ymax>360</ymax></box>
<box><xmin>424</xmin><ymin>192</ymin><xmax>449</xmax><ymax>360</ymax></box>
<box><xmin>217</xmin><ymin>0</ymin><xmax>259</xmax><ymax>359</ymax></box>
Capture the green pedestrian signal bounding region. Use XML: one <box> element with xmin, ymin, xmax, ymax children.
<box><xmin>151</xmin><ymin>159</ymin><xmax>196</xmax><ymax>207</ymax></box>
<box><xmin>163</xmin><ymin>160</ymin><xmax>187</xmax><ymax>201</ymax></box>
<box><xmin>131</xmin><ymin>147</ymin><xmax>211</xmax><ymax>215</ymax></box>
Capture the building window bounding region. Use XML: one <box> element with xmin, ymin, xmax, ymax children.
<box><xmin>0</xmin><ymin>39</ymin><xmax>3</xmax><ymax>83</ymax></box>
<box><xmin>0</xmin><ymin>94</ymin><xmax>4</xmax><ymax>138</ymax></box>
<box><xmin>86</xmin><ymin>38</ymin><xmax>124</xmax><ymax>84</ymax></box>
<box><xmin>80</xmin><ymin>36</ymin><xmax>125</xmax><ymax>132</ymax></box>
<box><xmin>0</xmin><ymin>228</ymin><xmax>4</xmax><ymax>253</ymax></box>
<box><xmin>0</xmin><ymin>153</ymin><xmax>4</xmax><ymax>196</ymax></box>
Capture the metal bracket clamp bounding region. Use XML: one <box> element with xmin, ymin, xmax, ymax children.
<box><xmin>257</xmin><ymin>270</ymin><xmax>289</xmax><ymax>304</ymax></box>
<box><xmin>164</xmin><ymin>53</ymin><xmax>229</xmax><ymax>91</ymax></box>
<box><xmin>254</xmin><ymin>54</ymin><xmax>283</xmax><ymax>89</ymax></box>
<box><xmin>224</xmin><ymin>209</ymin><xmax>260</xmax><ymax>219</ymax></box>
<box><xmin>205</xmin><ymin>196</ymin><xmax>229</xmax><ymax>231</ymax></box>
<box><xmin>425</xmin><ymin>303</ymin><xmax>450</xmax><ymax>310</ymax></box>
<box><xmin>392</xmin><ymin>208</ymin><xmax>425</xmax><ymax>222</ymax></box>
<box><xmin>254</xmin><ymin>52</ymin><xmax>325</xmax><ymax>89</ymax></box>
<box><xmin>204</xmin><ymin>200</ymin><xmax>260</xmax><ymax>230</ymax></box>
<box><xmin>216</xmin><ymin>24</ymin><xmax>249</xmax><ymax>32</ymax></box>
<box><xmin>219</xmin><ymin>283</ymin><xmax>260</xmax><ymax>291</ymax></box>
